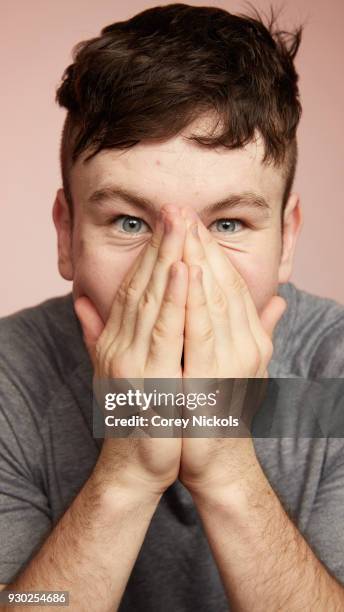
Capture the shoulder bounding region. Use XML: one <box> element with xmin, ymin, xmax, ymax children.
<box><xmin>0</xmin><ymin>294</ymin><xmax>89</xmax><ymax>410</ymax></box>
<box><xmin>272</xmin><ymin>282</ymin><xmax>344</xmax><ymax>378</ymax></box>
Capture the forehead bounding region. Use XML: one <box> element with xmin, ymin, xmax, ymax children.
<box><xmin>70</xmin><ymin>121</ymin><xmax>285</xmax><ymax>212</ymax></box>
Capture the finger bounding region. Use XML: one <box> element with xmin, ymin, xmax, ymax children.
<box><xmin>252</xmin><ymin>296</ymin><xmax>286</xmax><ymax>377</ymax></box>
<box><xmin>132</xmin><ymin>209</ymin><xmax>187</xmax><ymax>348</ymax></box>
<box><xmin>189</xmin><ymin>217</ymin><xmax>281</xmax><ymax>377</ymax></box>
<box><xmin>184</xmin><ymin>265</ymin><xmax>216</xmax><ymax>377</ymax></box>
<box><xmin>183</xmin><ymin>217</ymin><xmax>251</xmax><ymax>348</ymax></box>
<box><xmin>196</xmin><ymin>219</ymin><xmax>270</xmax><ymax>350</ymax></box>
<box><xmin>182</xmin><ymin>220</ymin><xmax>222</xmax><ymax>308</ymax></box>
<box><xmin>105</xmin><ymin>216</ymin><xmax>165</xmax><ymax>340</ymax></box>
<box><xmin>74</xmin><ymin>296</ymin><xmax>105</xmax><ymax>366</ymax></box>
<box><xmin>260</xmin><ymin>296</ymin><xmax>287</xmax><ymax>339</ymax></box>
<box><xmin>144</xmin><ymin>261</ymin><xmax>188</xmax><ymax>375</ymax></box>
<box><xmin>141</xmin><ymin>209</ymin><xmax>187</xmax><ymax>305</ymax></box>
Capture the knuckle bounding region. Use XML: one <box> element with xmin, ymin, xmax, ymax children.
<box><xmin>152</xmin><ymin>310</ymin><xmax>184</xmax><ymax>342</ymax></box>
<box><xmin>162</xmin><ymin>295</ymin><xmax>175</xmax><ymax>311</ymax></box>
<box><xmin>100</xmin><ymin>343</ymin><xmax>123</xmax><ymax>377</ymax></box>
<box><xmin>231</xmin><ymin>273</ymin><xmax>248</xmax><ymax>294</ymax></box>
<box><xmin>212</xmin><ymin>288</ymin><xmax>228</xmax><ymax>313</ymax></box>
<box><xmin>139</xmin><ymin>290</ymin><xmax>157</xmax><ymax>311</ymax></box>
<box><xmin>102</xmin><ymin>349</ymin><xmax>114</xmax><ymax>376</ymax></box>
<box><xmin>127</xmin><ymin>274</ymin><xmax>141</xmax><ymax>294</ymax></box>
<box><xmin>187</xmin><ymin>295</ymin><xmax>207</xmax><ymax>311</ymax></box>
<box><xmin>163</xmin><ymin>288</ymin><xmax>179</xmax><ymax>308</ymax></box>
<box><xmin>95</xmin><ymin>340</ymin><xmax>104</xmax><ymax>364</ymax></box>
<box><xmin>105</xmin><ymin>353</ymin><xmax>130</xmax><ymax>379</ymax></box>
<box><xmin>95</xmin><ymin>334</ymin><xmax>113</xmax><ymax>366</ymax></box>
<box><xmin>199</xmin><ymin>326</ymin><xmax>214</xmax><ymax>344</ymax></box>
<box><xmin>157</xmin><ymin>251</ymin><xmax>171</xmax><ymax>266</ymax></box>
<box><xmin>125</xmin><ymin>283</ymin><xmax>139</xmax><ymax>305</ymax></box>
<box><xmin>149</xmin><ymin>233</ymin><xmax>161</xmax><ymax>250</ymax></box>
<box><xmin>151</xmin><ymin>321</ymin><xmax>168</xmax><ymax>343</ymax></box>
<box><xmin>115</xmin><ymin>284</ymin><xmax>127</xmax><ymax>306</ymax></box>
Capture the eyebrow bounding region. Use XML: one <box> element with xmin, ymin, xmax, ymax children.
<box><xmin>87</xmin><ymin>184</ymin><xmax>271</xmax><ymax>216</ymax></box>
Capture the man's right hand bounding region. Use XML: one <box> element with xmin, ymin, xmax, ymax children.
<box><xmin>74</xmin><ymin>205</ymin><xmax>188</xmax><ymax>497</ymax></box>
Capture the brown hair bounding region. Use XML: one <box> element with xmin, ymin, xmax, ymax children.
<box><xmin>55</xmin><ymin>3</ymin><xmax>303</xmax><ymax>221</ymax></box>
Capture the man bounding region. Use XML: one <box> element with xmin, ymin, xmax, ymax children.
<box><xmin>1</xmin><ymin>3</ymin><xmax>344</xmax><ymax>610</ymax></box>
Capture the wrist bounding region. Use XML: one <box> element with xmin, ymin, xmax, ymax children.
<box><xmin>181</xmin><ymin>437</ymin><xmax>258</xmax><ymax>499</ymax></box>
<box><xmin>190</xmin><ymin>462</ymin><xmax>270</xmax><ymax>517</ymax></box>
<box><xmin>89</xmin><ymin>463</ymin><xmax>164</xmax><ymax>510</ymax></box>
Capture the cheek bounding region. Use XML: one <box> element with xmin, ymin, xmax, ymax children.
<box><xmin>226</xmin><ymin>249</ymin><xmax>280</xmax><ymax>314</ymax></box>
<box><xmin>72</xmin><ymin>240</ymin><xmax>142</xmax><ymax>322</ymax></box>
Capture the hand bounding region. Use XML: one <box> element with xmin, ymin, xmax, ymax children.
<box><xmin>181</xmin><ymin>207</ymin><xmax>285</xmax><ymax>379</ymax></box>
<box><xmin>179</xmin><ymin>208</ymin><xmax>286</xmax><ymax>496</ymax></box>
<box><xmin>74</xmin><ymin>206</ymin><xmax>188</xmax><ymax>496</ymax></box>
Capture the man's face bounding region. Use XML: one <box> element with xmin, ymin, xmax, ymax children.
<box><xmin>54</xmin><ymin>119</ymin><xmax>301</xmax><ymax>324</ymax></box>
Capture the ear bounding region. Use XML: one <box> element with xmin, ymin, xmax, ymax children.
<box><xmin>52</xmin><ymin>188</ymin><xmax>74</xmax><ymax>281</ymax></box>
<box><xmin>278</xmin><ymin>192</ymin><xmax>303</xmax><ymax>284</ymax></box>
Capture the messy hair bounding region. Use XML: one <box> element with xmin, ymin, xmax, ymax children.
<box><xmin>55</xmin><ymin>3</ymin><xmax>303</xmax><ymax>220</ymax></box>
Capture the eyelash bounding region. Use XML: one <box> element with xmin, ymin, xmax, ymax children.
<box><xmin>109</xmin><ymin>214</ymin><xmax>247</xmax><ymax>235</ymax></box>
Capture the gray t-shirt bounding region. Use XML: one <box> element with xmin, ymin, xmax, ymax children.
<box><xmin>1</xmin><ymin>281</ymin><xmax>344</xmax><ymax>611</ymax></box>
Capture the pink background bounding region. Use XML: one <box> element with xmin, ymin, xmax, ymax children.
<box><xmin>1</xmin><ymin>0</ymin><xmax>343</xmax><ymax>316</ymax></box>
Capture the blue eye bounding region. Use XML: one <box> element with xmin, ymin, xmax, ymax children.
<box><xmin>111</xmin><ymin>215</ymin><xmax>149</xmax><ymax>234</ymax></box>
<box><xmin>110</xmin><ymin>214</ymin><xmax>245</xmax><ymax>236</ymax></box>
<box><xmin>211</xmin><ymin>219</ymin><xmax>244</xmax><ymax>233</ymax></box>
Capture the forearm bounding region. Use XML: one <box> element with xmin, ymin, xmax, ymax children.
<box><xmin>5</xmin><ymin>470</ymin><xmax>161</xmax><ymax>612</ymax></box>
<box><xmin>192</xmin><ymin>461</ymin><xmax>344</xmax><ymax>611</ymax></box>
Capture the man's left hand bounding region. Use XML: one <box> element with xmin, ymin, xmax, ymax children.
<box><xmin>179</xmin><ymin>207</ymin><xmax>286</xmax><ymax>497</ymax></box>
